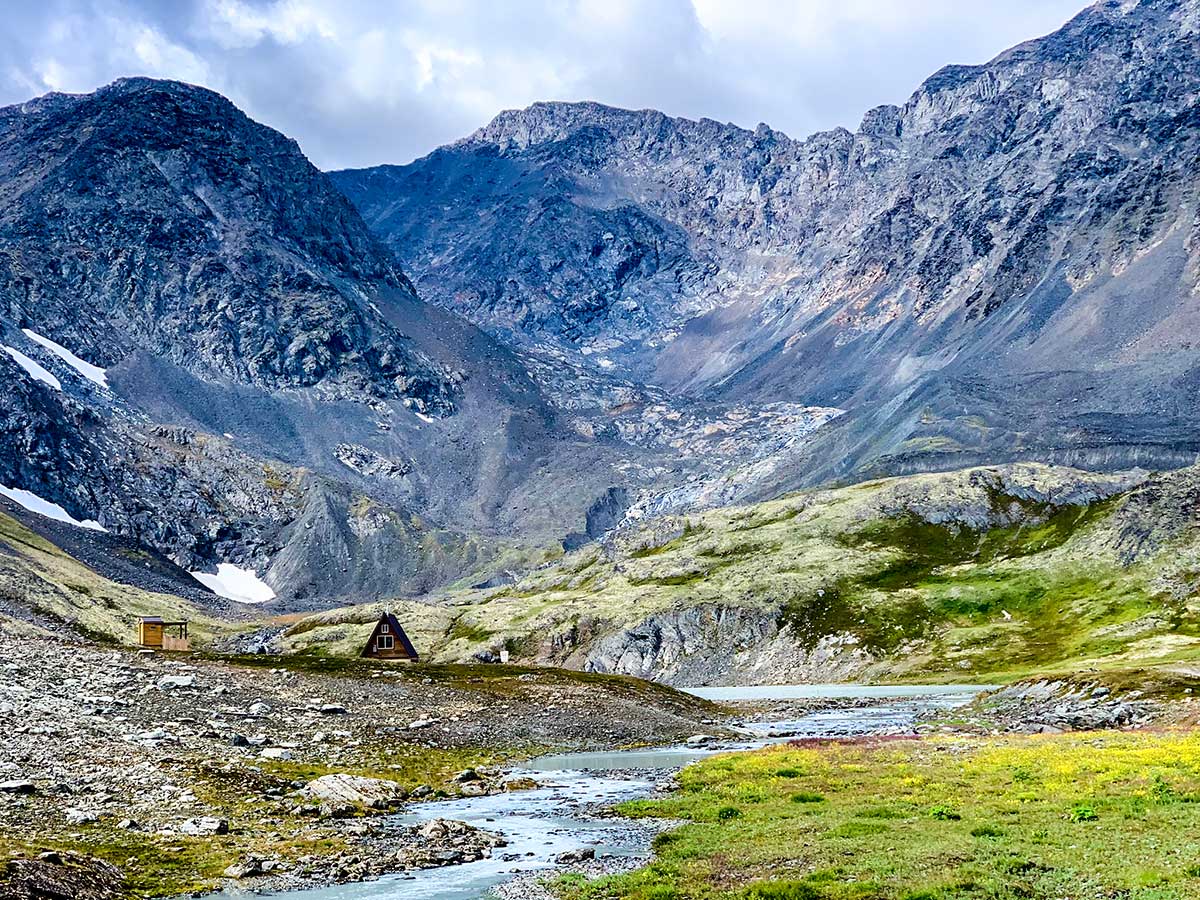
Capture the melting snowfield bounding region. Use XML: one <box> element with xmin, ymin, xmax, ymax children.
<box><xmin>3</xmin><ymin>345</ymin><xmax>62</xmax><ymax>391</ymax></box>
<box><xmin>0</xmin><ymin>484</ymin><xmax>106</xmax><ymax>531</ymax></box>
<box><xmin>190</xmin><ymin>563</ymin><xmax>277</xmax><ymax>604</ymax></box>
<box><xmin>21</xmin><ymin>329</ymin><xmax>108</xmax><ymax>388</ymax></box>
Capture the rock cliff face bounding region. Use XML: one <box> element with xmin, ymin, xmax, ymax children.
<box><xmin>334</xmin><ymin>0</ymin><xmax>1200</xmax><ymax>478</ymax></box>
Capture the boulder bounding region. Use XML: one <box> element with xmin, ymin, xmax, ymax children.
<box><xmin>223</xmin><ymin>860</ymin><xmax>262</xmax><ymax>879</ymax></box>
<box><xmin>179</xmin><ymin>817</ymin><xmax>229</xmax><ymax>836</ymax></box>
<box><xmin>0</xmin><ymin>780</ymin><xmax>35</xmax><ymax>794</ymax></box>
<box><xmin>556</xmin><ymin>848</ymin><xmax>596</xmax><ymax>865</ymax></box>
<box><xmin>305</xmin><ymin>774</ymin><xmax>407</xmax><ymax>808</ymax></box>
<box><xmin>65</xmin><ymin>808</ymin><xmax>100</xmax><ymax>825</ymax></box>
<box><xmin>155</xmin><ymin>675</ymin><xmax>195</xmax><ymax>691</ymax></box>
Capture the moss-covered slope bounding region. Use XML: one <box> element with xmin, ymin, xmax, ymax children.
<box><xmin>0</xmin><ymin>511</ymin><xmax>234</xmax><ymax>645</ymax></box>
<box><xmin>290</xmin><ymin>462</ymin><xmax>1200</xmax><ymax>684</ymax></box>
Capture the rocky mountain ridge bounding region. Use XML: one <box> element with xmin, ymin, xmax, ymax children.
<box><xmin>334</xmin><ymin>0</ymin><xmax>1200</xmax><ymax>482</ymax></box>
<box><xmin>1</xmin><ymin>78</ymin><xmax>456</xmax><ymax>410</ymax></box>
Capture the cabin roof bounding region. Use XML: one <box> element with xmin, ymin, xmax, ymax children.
<box><xmin>361</xmin><ymin>611</ymin><xmax>418</xmax><ymax>659</ymax></box>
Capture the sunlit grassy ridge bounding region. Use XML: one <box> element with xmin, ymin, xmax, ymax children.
<box><xmin>291</xmin><ymin>462</ymin><xmax>1200</xmax><ymax>681</ymax></box>
<box><xmin>0</xmin><ymin>511</ymin><xmax>234</xmax><ymax>644</ymax></box>
<box><xmin>565</xmin><ymin>732</ymin><xmax>1200</xmax><ymax>900</ymax></box>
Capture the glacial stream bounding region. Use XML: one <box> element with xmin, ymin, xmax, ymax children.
<box><xmin>219</xmin><ymin>684</ymin><xmax>993</xmax><ymax>900</ymax></box>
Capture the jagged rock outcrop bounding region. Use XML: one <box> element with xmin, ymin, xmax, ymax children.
<box><xmin>579</xmin><ymin>605</ymin><xmax>874</xmax><ymax>686</ymax></box>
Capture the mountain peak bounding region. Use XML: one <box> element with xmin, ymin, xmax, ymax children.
<box><xmin>0</xmin><ymin>77</ymin><xmax>456</xmax><ymax>410</ymax></box>
<box><xmin>463</xmin><ymin>99</ymin><xmax>768</xmax><ymax>153</ymax></box>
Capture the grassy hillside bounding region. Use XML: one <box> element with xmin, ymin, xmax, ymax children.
<box><xmin>0</xmin><ymin>511</ymin><xmax>234</xmax><ymax>645</ymax></box>
<box><xmin>289</xmin><ymin>462</ymin><xmax>1200</xmax><ymax>683</ymax></box>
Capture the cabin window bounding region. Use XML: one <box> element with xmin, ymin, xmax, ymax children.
<box><xmin>378</xmin><ymin>634</ymin><xmax>394</xmax><ymax>650</ymax></box>
<box><xmin>381</xmin><ymin>623</ymin><xmax>389</xmax><ymax>633</ymax></box>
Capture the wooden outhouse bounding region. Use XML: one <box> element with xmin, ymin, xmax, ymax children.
<box><xmin>361</xmin><ymin>612</ymin><xmax>418</xmax><ymax>661</ymax></box>
<box><xmin>138</xmin><ymin>616</ymin><xmax>190</xmax><ymax>651</ymax></box>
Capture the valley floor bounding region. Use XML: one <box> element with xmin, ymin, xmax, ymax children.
<box><xmin>0</xmin><ymin>628</ymin><xmax>717</xmax><ymax>898</ymax></box>
<box><xmin>5</xmin><ymin>624</ymin><xmax>1200</xmax><ymax>900</ymax></box>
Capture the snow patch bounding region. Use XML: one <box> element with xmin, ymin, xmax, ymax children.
<box><xmin>0</xmin><ymin>484</ymin><xmax>106</xmax><ymax>531</ymax></box>
<box><xmin>190</xmin><ymin>564</ymin><xmax>276</xmax><ymax>604</ymax></box>
<box><xmin>415</xmin><ymin>412</ymin><xmax>435</xmax><ymax>424</ymax></box>
<box><xmin>22</xmin><ymin>329</ymin><xmax>108</xmax><ymax>388</ymax></box>
<box><xmin>3</xmin><ymin>346</ymin><xmax>61</xmax><ymax>391</ymax></box>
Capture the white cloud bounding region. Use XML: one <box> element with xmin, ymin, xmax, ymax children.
<box><xmin>0</xmin><ymin>0</ymin><xmax>1088</xmax><ymax>169</ymax></box>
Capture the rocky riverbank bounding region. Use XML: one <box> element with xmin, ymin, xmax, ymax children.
<box><xmin>0</xmin><ymin>627</ymin><xmax>720</xmax><ymax>898</ymax></box>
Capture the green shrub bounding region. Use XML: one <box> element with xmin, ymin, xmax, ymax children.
<box><xmin>790</xmin><ymin>792</ymin><xmax>825</xmax><ymax>804</ymax></box>
<box><xmin>743</xmin><ymin>880</ymin><xmax>824</xmax><ymax>900</ymax></box>
<box><xmin>970</xmin><ymin>824</ymin><xmax>1005</xmax><ymax>838</ymax></box>
<box><xmin>1151</xmin><ymin>774</ymin><xmax>1177</xmax><ymax>804</ymax></box>
<box><xmin>717</xmin><ymin>805</ymin><xmax>742</xmax><ymax>821</ymax></box>
<box><xmin>929</xmin><ymin>805</ymin><xmax>961</xmax><ymax>821</ymax></box>
<box><xmin>1069</xmin><ymin>803</ymin><xmax>1098</xmax><ymax>822</ymax></box>
<box><xmin>858</xmin><ymin>805</ymin><xmax>905</xmax><ymax>819</ymax></box>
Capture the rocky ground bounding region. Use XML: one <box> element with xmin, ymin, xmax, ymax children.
<box><xmin>0</xmin><ymin>626</ymin><xmax>721</xmax><ymax>898</ymax></box>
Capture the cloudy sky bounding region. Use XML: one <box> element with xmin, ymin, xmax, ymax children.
<box><xmin>1</xmin><ymin>0</ymin><xmax>1088</xmax><ymax>170</ymax></box>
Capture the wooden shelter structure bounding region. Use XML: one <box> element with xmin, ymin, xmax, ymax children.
<box><xmin>138</xmin><ymin>616</ymin><xmax>190</xmax><ymax>651</ymax></box>
<box><xmin>361</xmin><ymin>611</ymin><xmax>418</xmax><ymax>661</ymax></box>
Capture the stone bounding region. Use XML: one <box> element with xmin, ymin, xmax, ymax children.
<box><xmin>223</xmin><ymin>860</ymin><xmax>262</xmax><ymax>879</ymax></box>
<box><xmin>180</xmin><ymin>817</ymin><xmax>229</xmax><ymax>836</ymax></box>
<box><xmin>259</xmin><ymin>748</ymin><xmax>291</xmax><ymax>761</ymax></box>
<box><xmin>65</xmin><ymin>808</ymin><xmax>100</xmax><ymax>825</ymax></box>
<box><xmin>306</xmin><ymin>774</ymin><xmax>406</xmax><ymax>807</ymax></box>
<box><xmin>156</xmin><ymin>675</ymin><xmax>196</xmax><ymax>691</ymax></box>
<box><xmin>0</xmin><ymin>780</ymin><xmax>35</xmax><ymax>794</ymax></box>
<box><xmin>319</xmin><ymin>704</ymin><xmax>349</xmax><ymax>715</ymax></box>
<box><xmin>248</xmin><ymin>702</ymin><xmax>272</xmax><ymax>716</ymax></box>
<box><xmin>556</xmin><ymin>848</ymin><xmax>596</xmax><ymax>865</ymax></box>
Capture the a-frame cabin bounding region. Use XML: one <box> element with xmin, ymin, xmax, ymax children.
<box><xmin>361</xmin><ymin>611</ymin><xmax>419</xmax><ymax>661</ymax></box>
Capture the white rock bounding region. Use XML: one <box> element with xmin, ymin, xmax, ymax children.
<box><xmin>305</xmin><ymin>773</ymin><xmax>405</xmax><ymax>807</ymax></box>
<box><xmin>180</xmin><ymin>816</ymin><xmax>228</xmax><ymax>835</ymax></box>
<box><xmin>156</xmin><ymin>675</ymin><xmax>196</xmax><ymax>691</ymax></box>
<box><xmin>64</xmin><ymin>808</ymin><xmax>99</xmax><ymax>825</ymax></box>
